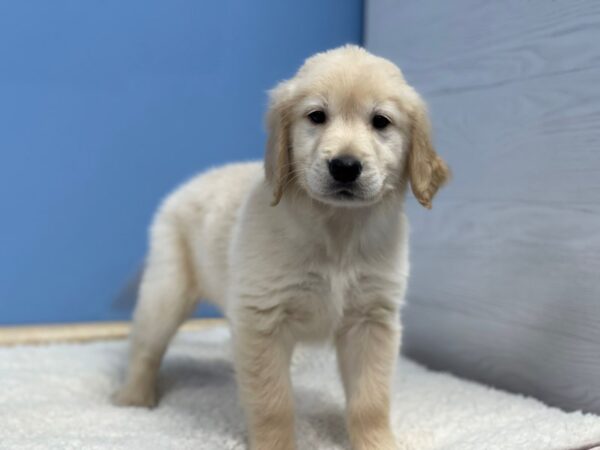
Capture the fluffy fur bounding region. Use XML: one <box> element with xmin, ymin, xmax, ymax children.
<box><xmin>114</xmin><ymin>45</ymin><xmax>450</xmax><ymax>450</ymax></box>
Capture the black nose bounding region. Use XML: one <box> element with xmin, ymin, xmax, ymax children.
<box><xmin>328</xmin><ymin>156</ymin><xmax>362</xmax><ymax>183</ymax></box>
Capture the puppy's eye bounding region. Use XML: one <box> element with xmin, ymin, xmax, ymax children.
<box><xmin>307</xmin><ymin>110</ymin><xmax>327</xmax><ymax>125</ymax></box>
<box><xmin>372</xmin><ymin>114</ymin><xmax>391</xmax><ymax>130</ymax></box>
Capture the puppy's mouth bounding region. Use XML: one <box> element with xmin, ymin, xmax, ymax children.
<box><xmin>303</xmin><ymin>169</ymin><xmax>383</xmax><ymax>207</ymax></box>
<box><xmin>335</xmin><ymin>188</ymin><xmax>356</xmax><ymax>199</ymax></box>
<box><xmin>329</xmin><ymin>180</ymin><xmax>372</xmax><ymax>200</ymax></box>
<box><xmin>312</xmin><ymin>184</ymin><xmax>379</xmax><ymax>207</ymax></box>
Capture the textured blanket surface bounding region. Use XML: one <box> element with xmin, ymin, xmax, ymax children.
<box><xmin>1</xmin><ymin>326</ymin><xmax>599</xmax><ymax>450</ymax></box>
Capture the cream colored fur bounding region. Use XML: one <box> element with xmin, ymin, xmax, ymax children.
<box><xmin>113</xmin><ymin>45</ymin><xmax>449</xmax><ymax>450</ymax></box>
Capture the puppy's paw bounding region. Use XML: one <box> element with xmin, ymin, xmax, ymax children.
<box><xmin>112</xmin><ymin>384</ymin><xmax>158</xmax><ymax>408</ymax></box>
<box><xmin>353</xmin><ymin>429</ymin><xmax>433</xmax><ymax>450</ymax></box>
<box><xmin>351</xmin><ymin>429</ymin><xmax>399</xmax><ymax>450</ymax></box>
<box><xmin>396</xmin><ymin>429</ymin><xmax>435</xmax><ymax>450</ymax></box>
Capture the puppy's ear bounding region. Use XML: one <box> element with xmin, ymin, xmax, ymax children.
<box><xmin>264</xmin><ymin>80</ymin><xmax>295</xmax><ymax>206</ymax></box>
<box><xmin>407</xmin><ymin>97</ymin><xmax>450</xmax><ymax>209</ymax></box>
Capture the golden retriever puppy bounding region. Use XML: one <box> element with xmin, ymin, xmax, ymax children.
<box><xmin>113</xmin><ymin>45</ymin><xmax>449</xmax><ymax>450</ymax></box>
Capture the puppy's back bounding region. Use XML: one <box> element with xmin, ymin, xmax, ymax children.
<box><xmin>151</xmin><ymin>161</ymin><xmax>264</xmax><ymax>306</ymax></box>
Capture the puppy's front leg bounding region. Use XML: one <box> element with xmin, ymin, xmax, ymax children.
<box><xmin>336</xmin><ymin>307</ymin><xmax>400</xmax><ymax>450</ymax></box>
<box><xmin>234</xmin><ymin>320</ymin><xmax>296</xmax><ymax>450</ymax></box>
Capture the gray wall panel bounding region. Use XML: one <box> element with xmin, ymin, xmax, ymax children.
<box><xmin>366</xmin><ymin>0</ymin><xmax>600</xmax><ymax>412</ymax></box>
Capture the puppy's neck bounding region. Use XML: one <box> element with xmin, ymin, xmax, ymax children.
<box><xmin>281</xmin><ymin>186</ymin><xmax>405</xmax><ymax>259</ymax></box>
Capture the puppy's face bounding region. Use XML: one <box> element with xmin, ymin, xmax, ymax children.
<box><xmin>290</xmin><ymin>70</ymin><xmax>409</xmax><ymax>207</ymax></box>
<box><xmin>265</xmin><ymin>46</ymin><xmax>450</xmax><ymax>209</ymax></box>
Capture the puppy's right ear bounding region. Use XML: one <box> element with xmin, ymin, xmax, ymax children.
<box><xmin>264</xmin><ymin>80</ymin><xmax>295</xmax><ymax>206</ymax></box>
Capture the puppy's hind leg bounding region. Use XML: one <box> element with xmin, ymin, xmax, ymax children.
<box><xmin>113</xmin><ymin>214</ymin><xmax>198</xmax><ymax>408</ymax></box>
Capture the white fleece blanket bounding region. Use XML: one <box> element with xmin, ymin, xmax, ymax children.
<box><xmin>1</xmin><ymin>326</ymin><xmax>599</xmax><ymax>450</ymax></box>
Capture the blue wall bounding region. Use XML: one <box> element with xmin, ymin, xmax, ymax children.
<box><xmin>0</xmin><ymin>1</ymin><xmax>363</xmax><ymax>325</ymax></box>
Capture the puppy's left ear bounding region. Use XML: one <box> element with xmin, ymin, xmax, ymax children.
<box><xmin>264</xmin><ymin>80</ymin><xmax>295</xmax><ymax>206</ymax></box>
<box><xmin>407</xmin><ymin>97</ymin><xmax>450</xmax><ymax>209</ymax></box>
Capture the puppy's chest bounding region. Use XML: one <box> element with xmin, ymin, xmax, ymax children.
<box><xmin>286</xmin><ymin>261</ymin><xmax>371</xmax><ymax>340</ymax></box>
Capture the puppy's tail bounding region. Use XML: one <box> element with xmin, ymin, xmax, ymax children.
<box><xmin>111</xmin><ymin>264</ymin><xmax>145</xmax><ymax>314</ymax></box>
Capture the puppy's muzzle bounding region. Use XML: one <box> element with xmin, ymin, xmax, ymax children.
<box><xmin>328</xmin><ymin>156</ymin><xmax>363</xmax><ymax>184</ymax></box>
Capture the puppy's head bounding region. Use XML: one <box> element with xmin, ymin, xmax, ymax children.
<box><xmin>265</xmin><ymin>45</ymin><xmax>449</xmax><ymax>209</ymax></box>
